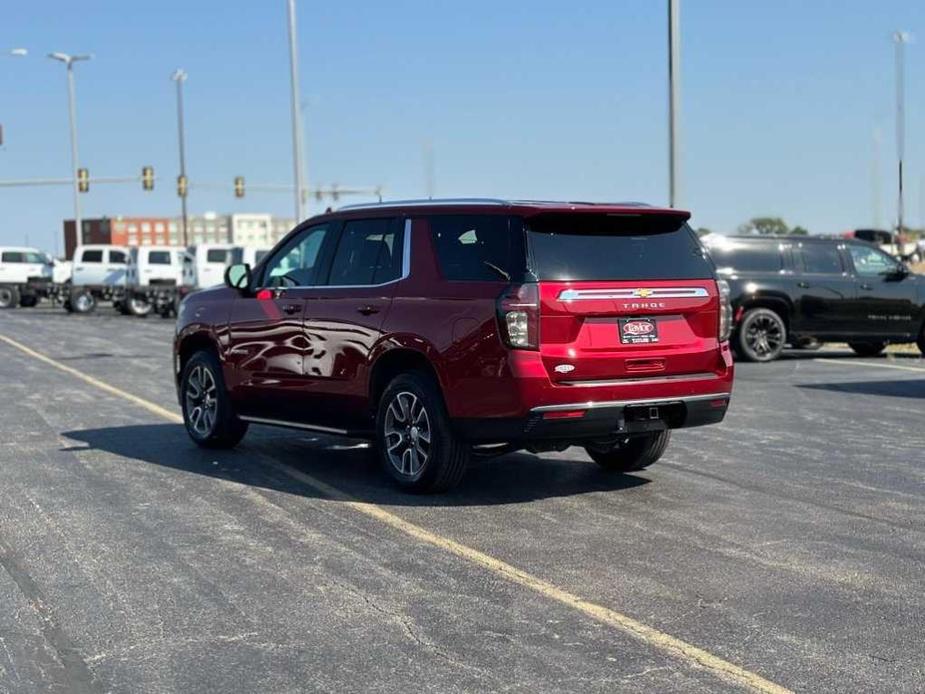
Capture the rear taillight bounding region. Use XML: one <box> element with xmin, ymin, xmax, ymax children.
<box><xmin>717</xmin><ymin>279</ymin><xmax>732</xmax><ymax>342</ymax></box>
<box><xmin>497</xmin><ymin>283</ymin><xmax>539</xmax><ymax>350</ymax></box>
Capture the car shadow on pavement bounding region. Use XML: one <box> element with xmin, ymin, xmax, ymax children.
<box><xmin>797</xmin><ymin>379</ymin><xmax>925</xmax><ymax>399</ymax></box>
<box><xmin>61</xmin><ymin>424</ymin><xmax>649</xmax><ymax>507</ymax></box>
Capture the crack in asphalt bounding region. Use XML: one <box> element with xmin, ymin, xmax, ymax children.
<box><xmin>0</xmin><ymin>536</ymin><xmax>99</xmax><ymax>694</ymax></box>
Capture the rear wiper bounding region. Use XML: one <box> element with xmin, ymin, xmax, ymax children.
<box><xmin>482</xmin><ymin>261</ymin><xmax>510</xmax><ymax>281</ymax></box>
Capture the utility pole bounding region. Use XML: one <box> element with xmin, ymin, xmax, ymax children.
<box><xmin>171</xmin><ymin>68</ymin><xmax>189</xmax><ymax>247</ymax></box>
<box><xmin>48</xmin><ymin>52</ymin><xmax>92</xmax><ymax>243</ymax></box>
<box><xmin>287</xmin><ymin>0</ymin><xmax>307</xmax><ymax>221</ymax></box>
<box><xmin>872</xmin><ymin>127</ymin><xmax>882</xmax><ymax>229</ymax></box>
<box><xmin>893</xmin><ymin>31</ymin><xmax>910</xmax><ymax>253</ymax></box>
<box><xmin>668</xmin><ymin>0</ymin><xmax>681</xmax><ymax>208</ymax></box>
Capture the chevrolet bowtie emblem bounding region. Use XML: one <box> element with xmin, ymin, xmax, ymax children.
<box><xmin>634</xmin><ymin>288</ymin><xmax>653</xmax><ymax>298</ymax></box>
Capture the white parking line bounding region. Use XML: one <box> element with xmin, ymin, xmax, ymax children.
<box><xmin>813</xmin><ymin>358</ymin><xmax>925</xmax><ymax>374</ymax></box>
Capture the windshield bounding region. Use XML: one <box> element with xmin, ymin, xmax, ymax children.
<box><xmin>525</xmin><ymin>214</ymin><xmax>714</xmax><ymax>281</ymax></box>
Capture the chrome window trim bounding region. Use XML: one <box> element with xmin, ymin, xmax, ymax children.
<box><xmin>558</xmin><ymin>287</ymin><xmax>709</xmax><ymax>302</ymax></box>
<box><xmin>530</xmin><ymin>392</ymin><xmax>731</xmax><ymax>414</ymax></box>
<box><xmin>320</xmin><ymin>218</ymin><xmax>412</xmax><ymax>289</ymax></box>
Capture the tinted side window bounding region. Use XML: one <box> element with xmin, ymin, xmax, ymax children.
<box><xmin>81</xmin><ymin>250</ymin><xmax>103</xmax><ymax>263</ymax></box>
<box><xmin>109</xmin><ymin>250</ymin><xmax>127</xmax><ymax>264</ymax></box>
<box><xmin>848</xmin><ymin>245</ymin><xmax>899</xmax><ymax>277</ymax></box>
<box><xmin>430</xmin><ymin>215</ymin><xmax>517</xmax><ymax>281</ymax></box>
<box><xmin>263</xmin><ymin>224</ymin><xmax>330</xmax><ymax>287</ymax></box>
<box><xmin>327</xmin><ymin>218</ymin><xmax>401</xmax><ymax>286</ymax></box>
<box><xmin>148</xmin><ymin>251</ymin><xmax>172</xmax><ymax>265</ymax></box>
<box><xmin>708</xmin><ymin>243</ymin><xmax>782</xmax><ymax>273</ymax></box>
<box><xmin>1</xmin><ymin>252</ymin><xmax>24</xmax><ymax>263</ymax></box>
<box><xmin>206</xmin><ymin>249</ymin><xmax>228</xmax><ymax>263</ymax></box>
<box><xmin>799</xmin><ymin>244</ymin><xmax>843</xmax><ymax>274</ymax></box>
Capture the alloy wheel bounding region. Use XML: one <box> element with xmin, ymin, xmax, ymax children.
<box><xmin>0</xmin><ymin>288</ymin><xmax>13</xmax><ymax>308</ymax></box>
<box><xmin>185</xmin><ymin>365</ymin><xmax>218</xmax><ymax>437</ymax></box>
<box><xmin>384</xmin><ymin>391</ymin><xmax>432</xmax><ymax>477</ymax></box>
<box><xmin>745</xmin><ymin>314</ymin><xmax>783</xmax><ymax>358</ymax></box>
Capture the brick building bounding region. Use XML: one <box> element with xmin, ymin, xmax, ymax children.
<box><xmin>63</xmin><ymin>216</ymin><xmax>171</xmax><ymax>259</ymax></box>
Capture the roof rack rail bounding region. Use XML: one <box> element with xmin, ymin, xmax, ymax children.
<box><xmin>338</xmin><ymin>197</ymin><xmax>510</xmax><ymax>211</ymax></box>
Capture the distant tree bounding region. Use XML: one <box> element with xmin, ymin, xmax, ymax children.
<box><xmin>695</xmin><ymin>227</ymin><xmax>713</xmax><ymax>237</ymax></box>
<box><xmin>789</xmin><ymin>226</ymin><xmax>809</xmax><ymax>236</ymax></box>
<box><xmin>738</xmin><ymin>217</ymin><xmax>790</xmax><ymax>236</ymax></box>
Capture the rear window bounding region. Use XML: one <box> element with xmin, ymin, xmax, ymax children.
<box><xmin>206</xmin><ymin>249</ymin><xmax>228</xmax><ymax>263</ymax></box>
<box><xmin>526</xmin><ymin>214</ymin><xmax>713</xmax><ymax>281</ymax></box>
<box><xmin>707</xmin><ymin>242</ymin><xmax>782</xmax><ymax>274</ymax></box>
<box><xmin>148</xmin><ymin>251</ymin><xmax>172</xmax><ymax>265</ymax></box>
<box><xmin>109</xmin><ymin>250</ymin><xmax>127</xmax><ymax>264</ymax></box>
<box><xmin>429</xmin><ymin>215</ymin><xmax>522</xmax><ymax>281</ymax></box>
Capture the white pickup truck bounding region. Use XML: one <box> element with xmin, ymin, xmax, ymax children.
<box><xmin>0</xmin><ymin>247</ymin><xmax>53</xmax><ymax>309</ymax></box>
<box><xmin>183</xmin><ymin>244</ymin><xmax>238</xmax><ymax>290</ymax></box>
<box><xmin>124</xmin><ymin>246</ymin><xmax>188</xmax><ymax>317</ymax></box>
<box><xmin>65</xmin><ymin>244</ymin><xmax>130</xmax><ymax>313</ymax></box>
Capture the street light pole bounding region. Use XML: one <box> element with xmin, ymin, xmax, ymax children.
<box><xmin>893</xmin><ymin>31</ymin><xmax>910</xmax><ymax>253</ymax></box>
<box><xmin>171</xmin><ymin>68</ymin><xmax>189</xmax><ymax>247</ymax></box>
<box><xmin>48</xmin><ymin>52</ymin><xmax>92</xmax><ymax>245</ymax></box>
<box><xmin>287</xmin><ymin>0</ymin><xmax>307</xmax><ymax>222</ymax></box>
<box><xmin>668</xmin><ymin>0</ymin><xmax>681</xmax><ymax>208</ymax></box>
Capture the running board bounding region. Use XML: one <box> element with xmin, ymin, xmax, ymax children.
<box><xmin>238</xmin><ymin>415</ymin><xmax>373</xmax><ymax>439</ymax></box>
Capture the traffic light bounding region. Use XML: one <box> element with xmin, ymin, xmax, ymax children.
<box><xmin>77</xmin><ymin>168</ymin><xmax>89</xmax><ymax>193</ymax></box>
<box><xmin>141</xmin><ymin>166</ymin><xmax>154</xmax><ymax>191</ymax></box>
<box><xmin>177</xmin><ymin>174</ymin><xmax>188</xmax><ymax>198</ymax></box>
<box><xmin>234</xmin><ymin>176</ymin><xmax>245</xmax><ymax>198</ymax></box>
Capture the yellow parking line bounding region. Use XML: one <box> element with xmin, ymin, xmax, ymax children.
<box><xmin>0</xmin><ymin>332</ymin><xmax>790</xmax><ymax>694</ymax></box>
<box><xmin>814</xmin><ymin>357</ymin><xmax>925</xmax><ymax>373</ymax></box>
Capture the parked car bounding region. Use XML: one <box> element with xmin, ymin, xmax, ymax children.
<box><xmin>124</xmin><ymin>246</ymin><xmax>187</xmax><ymax>317</ymax></box>
<box><xmin>175</xmin><ymin>199</ymin><xmax>734</xmax><ymax>492</ymax></box>
<box><xmin>183</xmin><ymin>244</ymin><xmax>239</xmax><ymax>290</ymax></box>
<box><xmin>703</xmin><ymin>235</ymin><xmax>925</xmax><ymax>361</ymax></box>
<box><xmin>238</xmin><ymin>245</ymin><xmax>271</xmax><ymax>269</ymax></box>
<box><xmin>67</xmin><ymin>244</ymin><xmax>130</xmax><ymax>313</ymax></box>
<box><xmin>0</xmin><ymin>247</ymin><xmax>53</xmax><ymax>308</ymax></box>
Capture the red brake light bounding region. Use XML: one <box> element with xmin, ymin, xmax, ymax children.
<box><xmin>497</xmin><ymin>283</ymin><xmax>539</xmax><ymax>350</ymax></box>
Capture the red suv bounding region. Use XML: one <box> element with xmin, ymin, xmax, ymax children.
<box><xmin>174</xmin><ymin>200</ymin><xmax>734</xmax><ymax>492</ymax></box>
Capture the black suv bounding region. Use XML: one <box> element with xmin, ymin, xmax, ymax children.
<box><xmin>703</xmin><ymin>235</ymin><xmax>925</xmax><ymax>361</ymax></box>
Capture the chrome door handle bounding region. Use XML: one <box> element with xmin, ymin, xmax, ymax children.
<box><xmin>282</xmin><ymin>303</ymin><xmax>301</xmax><ymax>315</ymax></box>
<box><xmin>860</xmin><ymin>283</ymin><xmax>873</xmax><ymax>290</ymax></box>
<box><xmin>797</xmin><ymin>281</ymin><xmax>810</xmax><ymax>288</ymax></box>
<box><xmin>357</xmin><ymin>305</ymin><xmax>380</xmax><ymax>316</ymax></box>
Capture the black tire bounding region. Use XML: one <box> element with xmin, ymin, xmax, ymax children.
<box><xmin>180</xmin><ymin>350</ymin><xmax>248</xmax><ymax>449</ymax></box>
<box><xmin>0</xmin><ymin>286</ymin><xmax>20</xmax><ymax>309</ymax></box>
<box><xmin>69</xmin><ymin>289</ymin><xmax>96</xmax><ymax>314</ymax></box>
<box><xmin>736</xmin><ymin>308</ymin><xmax>786</xmax><ymax>362</ymax></box>
<box><xmin>19</xmin><ymin>295</ymin><xmax>39</xmax><ymax>308</ymax></box>
<box><xmin>376</xmin><ymin>371</ymin><xmax>468</xmax><ymax>493</ymax></box>
<box><xmin>126</xmin><ymin>295</ymin><xmax>153</xmax><ymax>317</ymax></box>
<box><xmin>848</xmin><ymin>341</ymin><xmax>887</xmax><ymax>358</ymax></box>
<box><xmin>585</xmin><ymin>431</ymin><xmax>671</xmax><ymax>473</ymax></box>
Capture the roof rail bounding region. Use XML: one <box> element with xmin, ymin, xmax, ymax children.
<box><xmin>338</xmin><ymin>198</ymin><xmax>510</xmax><ymax>211</ymax></box>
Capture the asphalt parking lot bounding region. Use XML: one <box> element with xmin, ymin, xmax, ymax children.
<box><xmin>0</xmin><ymin>307</ymin><xmax>923</xmax><ymax>693</ymax></box>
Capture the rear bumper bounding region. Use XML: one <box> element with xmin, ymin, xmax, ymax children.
<box><xmin>451</xmin><ymin>343</ymin><xmax>734</xmax><ymax>442</ymax></box>
<box><xmin>455</xmin><ymin>391</ymin><xmax>731</xmax><ymax>442</ymax></box>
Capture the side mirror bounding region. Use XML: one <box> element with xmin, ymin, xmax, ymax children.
<box><xmin>885</xmin><ymin>265</ymin><xmax>910</xmax><ymax>281</ymax></box>
<box><xmin>224</xmin><ymin>263</ymin><xmax>252</xmax><ymax>291</ymax></box>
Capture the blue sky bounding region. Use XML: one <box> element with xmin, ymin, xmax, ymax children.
<box><xmin>1</xmin><ymin>0</ymin><xmax>924</xmax><ymax>253</ymax></box>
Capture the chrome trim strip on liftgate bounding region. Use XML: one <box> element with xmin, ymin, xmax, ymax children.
<box><xmin>558</xmin><ymin>287</ymin><xmax>709</xmax><ymax>302</ymax></box>
<box><xmin>530</xmin><ymin>392</ymin><xmax>731</xmax><ymax>414</ymax></box>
